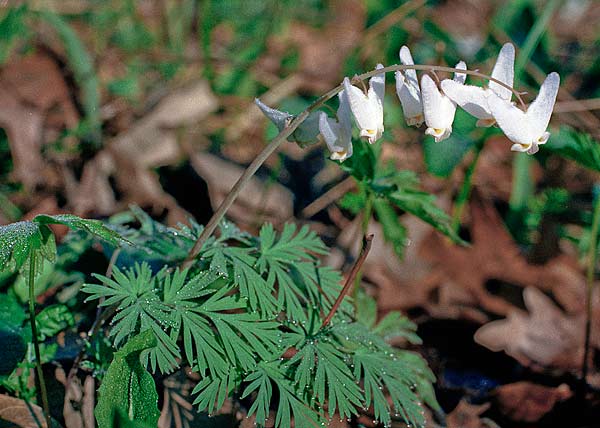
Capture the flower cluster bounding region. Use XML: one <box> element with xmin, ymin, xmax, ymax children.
<box><xmin>256</xmin><ymin>43</ymin><xmax>560</xmax><ymax>160</ymax></box>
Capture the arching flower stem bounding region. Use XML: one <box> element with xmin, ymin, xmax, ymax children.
<box><xmin>182</xmin><ymin>64</ymin><xmax>527</xmax><ymax>268</ymax></box>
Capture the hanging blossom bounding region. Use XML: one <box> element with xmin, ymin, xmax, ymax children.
<box><xmin>318</xmin><ymin>90</ymin><xmax>353</xmax><ymax>161</ymax></box>
<box><xmin>256</xmin><ymin>47</ymin><xmax>560</xmax><ymax>160</ymax></box>
<box><xmin>421</xmin><ymin>61</ymin><xmax>467</xmax><ymax>142</ymax></box>
<box><xmin>395</xmin><ymin>46</ymin><xmax>423</xmax><ymax>126</ymax></box>
<box><xmin>254</xmin><ymin>98</ymin><xmax>321</xmax><ymax>146</ymax></box>
<box><xmin>343</xmin><ymin>64</ymin><xmax>385</xmax><ymax>144</ymax></box>
<box><xmin>487</xmin><ymin>72</ymin><xmax>560</xmax><ymax>155</ymax></box>
<box><xmin>442</xmin><ymin>43</ymin><xmax>515</xmax><ymax>127</ymax></box>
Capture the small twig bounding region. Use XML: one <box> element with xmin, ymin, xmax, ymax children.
<box><xmin>554</xmin><ymin>98</ymin><xmax>600</xmax><ymax>113</ymax></box>
<box><xmin>581</xmin><ymin>193</ymin><xmax>600</xmax><ymax>395</ymax></box>
<box><xmin>361</xmin><ymin>0</ymin><xmax>426</xmax><ymax>49</ymax></box>
<box><xmin>321</xmin><ymin>234</ymin><xmax>374</xmax><ymax>330</ymax></box>
<box><xmin>181</xmin><ymin>63</ymin><xmax>528</xmax><ymax>269</ymax></box>
<box><xmin>300</xmin><ymin>177</ymin><xmax>356</xmax><ymax>219</ymax></box>
<box><xmin>28</xmin><ymin>252</ymin><xmax>52</xmax><ymax>428</ymax></box>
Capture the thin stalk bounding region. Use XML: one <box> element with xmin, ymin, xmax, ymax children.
<box><xmin>582</xmin><ymin>194</ymin><xmax>600</xmax><ymax>392</ymax></box>
<box><xmin>451</xmin><ymin>143</ymin><xmax>483</xmax><ymax>234</ymax></box>
<box><xmin>28</xmin><ymin>252</ymin><xmax>51</xmax><ymax>428</ymax></box>
<box><xmin>353</xmin><ymin>194</ymin><xmax>374</xmax><ymax>303</ymax></box>
<box><xmin>321</xmin><ymin>234</ymin><xmax>374</xmax><ymax>330</ymax></box>
<box><xmin>182</xmin><ymin>63</ymin><xmax>528</xmax><ymax>268</ymax></box>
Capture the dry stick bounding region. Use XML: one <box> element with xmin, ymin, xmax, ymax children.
<box><xmin>181</xmin><ymin>64</ymin><xmax>527</xmax><ymax>269</ymax></box>
<box><xmin>300</xmin><ymin>176</ymin><xmax>356</xmax><ymax>219</ymax></box>
<box><xmin>320</xmin><ymin>234</ymin><xmax>374</xmax><ymax>330</ymax></box>
<box><xmin>554</xmin><ymin>98</ymin><xmax>600</xmax><ymax>113</ymax></box>
<box><xmin>361</xmin><ymin>0</ymin><xmax>426</xmax><ymax>47</ymax></box>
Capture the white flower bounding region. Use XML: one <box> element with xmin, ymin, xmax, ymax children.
<box><xmin>395</xmin><ymin>46</ymin><xmax>423</xmax><ymax>126</ymax></box>
<box><xmin>343</xmin><ymin>64</ymin><xmax>385</xmax><ymax>144</ymax></box>
<box><xmin>488</xmin><ymin>72</ymin><xmax>560</xmax><ymax>155</ymax></box>
<box><xmin>421</xmin><ymin>61</ymin><xmax>466</xmax><ymax>142</ymax></box>
<box><xmin>255</xmin><ymin>98</ymin><xmax>320</xmax><ymax>145</ymax></box>
<box><xmin>318</xmin><ymin>90</ymin><xmax>353</xmax><ymax>161</ymax></box>
<box><xmin>441</xmin><ymin>43</ymin><xmax>515</xmax><ymax>127</ymax></box>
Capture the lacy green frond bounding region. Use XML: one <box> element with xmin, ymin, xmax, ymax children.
<box><xmin>243</xmin><ymin>362</ymin><xmax>323</xmax><ymax>428</ymax></box>
<box><xmin>192</xmin><ymin>372</ymin><xmax>241</xmax><ymax>416</ymax></box>
<box><xmin>290</xmin><ymin>338</ymin><xmax>363</xmax><ymax>418</ymax></box>
<box><xmin>83</xmin><ymin>263</ymin><xmax>180</xmax><ymax>373</ymax></box>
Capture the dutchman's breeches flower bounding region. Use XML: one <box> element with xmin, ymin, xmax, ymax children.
<box><xmin>256</xmin><ymin>44</ymin><xmax>560</xmax><ymax>160</ymax></box>
<box><xmin>488</xmin><ymin>72</ymin><xmax>560</xmax><ymax>155</ymax></box>
<box><xmin>318</xmin><ymin>90</ymin><xmax>354</xmax><ymax>161</ymax></box>
<box><xmin>442</xmin><ymin>43</ymin><xmax>516</xmax><ymax>127</ymax></box>
<box><xmin>422</xmin><ymin>61</ymin><xmax>467</xmax><ymax>142</ymax></box>
<box><xmin>343</xmin><ymin>64</ymin><xmax>385</xmax><ymax>144</ymax></box>
<box><xmin>395</xmin><ymin>46</ymin><xmax>424</xmax><ymax>126</ymax></box>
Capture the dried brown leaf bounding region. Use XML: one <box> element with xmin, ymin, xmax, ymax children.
<box><xmin>445</xmin><ymin>399</ymin><xmax>491</xmax><ymax>428</ymax></box>
<box><xmin>474</xmin><ymin>287</ymin><xmax>584</xmax><ymax>370</ymax></box>
<box><xmin>191</xmin><ymin>152</ymin><xmax>293</xmax><ymax>228</ymax></box>
<box><xmin>0</xmin><ymin>394</ymin><xmax>48</xmax><ymax>428</ymax></box>
<box><xmin>493</xmin><ymin>381</ymin><xmax>572</xmax><ymax>423</ymax></box>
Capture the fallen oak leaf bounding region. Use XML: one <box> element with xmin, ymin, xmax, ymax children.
<box><xmin>445</xmin><ymin>399</ymin><xmax>492</xmax><ymax>428</ymax></box>
<box><xmin>493</xmin><ymin>381</ymin><xmax>572</xmax><ymax>423</ymax></box>
<box><xmin>0</xmin><ymin>394</ymin><xmax>48</xmax><ymax>428</ymax></box>
<box><xmin>474</xmin><ymin>287</ymin><xmax>585</xmax><ymax>371</ymax></box>
<box><xmin>190</xmin><ymin>152</ymin><xmax>293</xmax><ymax>228</ymax></box>
<box><xmin>421</xmin><ymin>192</ymin><xmax>587</xmax><ymax>317</ymax></box>
<box><xmin>289</xmin><ymin>0</ymin><xmax>365</xmax><ymax>92</ymax></box>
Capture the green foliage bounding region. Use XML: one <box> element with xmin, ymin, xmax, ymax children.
<box><xmin>35</xmin><ymin>304</ymin><xmax>75</xmax><ymax>341</ymax></box>
<box><xmin>0</xmin><ymin>294</ymin><xmax>28</xmax><ymax>375</ymax></box>
<box><xmin>341</xmin><ymin>141</ymin><xmax>464</xmax><ymax>257</ymax></box>
<box><xmin>546</xmin><ymin>126</ymin><xmax>600</xmax><ymax>172</ymax></box>
<box><xmin>109</xmin><ymin>206</ymin><xmax>199</xmax><ymax>265</ymax></box>
<box><xmin>95</xmin><ymin>330</ymin><xmax>160</xmax><ymax>428</ymax></box>
<box><xmin>0</xmin><ymin>214</ymin><xmax>125</xmax><ymax>274</ymax></box>
<box><xmin>82</xmin><ymin>218</ymin><xmax>435</xmax><ymax>427</ymax></box>
<box><xmin>0</xmin><ymin>5</ymin><xmax>29</xmax><ymax>64</ymax></box>
<box><xmin>423</xmin><ymin>110</ymin><xmax>476</xmax><ymax>178</ymax></box>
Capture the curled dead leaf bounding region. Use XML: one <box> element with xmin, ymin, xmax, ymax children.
<box><xmin>445</xmin><ymin>399</ymin><xmax>493</xmax><ymax>428</ymax></box>
<box><xmin>493</xmin><ymin>381</ymin><xmax>572</xmax><ymax>423</ymax></box>
<box><xmin>0</xmin><ymin>394</ymin><xmax>48</xmax><ymax>428</ymax></box>
<box><xmin>474</xmin><ymin>287</ymin><xmax>583</xmax><ymax>370</ymax></box>
<box><xmin>191</xmin><ymin>152</ymin><xmax>293</xmax><ymax>228</ymax></box>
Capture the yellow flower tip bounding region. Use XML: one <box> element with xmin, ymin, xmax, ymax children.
<box><xmin>330</xmin><ymin>150</ymin><xmax>349</xmax><ymax>162</ymax></box>
<box><xmin>406</xmin><ymin>114</ymin><xmax>424</xmax><ymax>127</ymax></box>
<box><xmin>425</xmin><ymin>126</ymin><xmax>451</xmax><ymax>142</ymax></box>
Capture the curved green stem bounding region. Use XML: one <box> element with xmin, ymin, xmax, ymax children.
<box><xmin>582</xmin><ymin>193</ymin><xmax>600</xmax><ymax>392</ymax></box>
<box><xmin>182</xmin><ymin>63</ymin><xmax>529</xmax><ymax>268</ymax></box>
<box><xmin>28</xmin><ymin>252</ymin><xmax>51</xmax><ymax>428</ymax></box>
<box><xmin>451</xmin><ymin>142</ymin><xmax>483</xmax><ymax>234</ymax></box>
